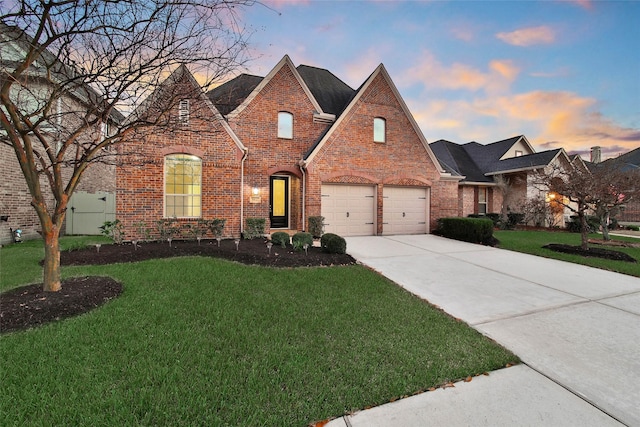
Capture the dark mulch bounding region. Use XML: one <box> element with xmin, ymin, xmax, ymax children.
<box><xmin>1</xmin><ymin>277</ymin><xmax>123</xmax><ymax>334</ymax></box>
<box><xmin>59</xmin><ymin>237</ymin><xmax>356</xmax><ymax>268</ymax></box>
<box><xmin>1</xmin><ymin>238</ymin><xmax>355</xmax><ymax>334</ymax></box>
<box><xmin>543</xmin><ymin>243</ymin><xmax>637</xmax><ymax>263</ymax></box>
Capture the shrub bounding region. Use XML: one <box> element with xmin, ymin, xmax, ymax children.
<box><xmin>271</xmin><ymin>231</ymin><xmax>290</xmax><ymax>248</ymax></box>
<box><xmin>506</xmin><ymin>212</ymin><xmax>525</xmax><ymax>229</ymax></box>
<box><xmin>321</xmin><ymin>233</ymin><xmax>347</xmax><ymax>254</ymax></box>
<box><xmin>626</xmin><ymin>225</ymin><xmax>640</xmax><ymax>231</ymax></box>
<box><xmin>99</xmin><ymin>219</ymin><xmax>124</xmax><ymax>244</ymax></box>
<box><xmin>486</xmin><ymin>213</ymin><xmax>501</xmax><ymax>227</ymax></box>
<box><xmin>156</xmin><ymin>218</ymin><xmax>179</xmax><ymax>241</ymax></box>
<box><xmin>244</xmin><ymin>218</ymin><xmax>265</xmax><ymax>239</ymax></box>
<box><xmin>292</xmin><ymin>232</ymin><xmax>313</xmax><ymax>251</ymax></box>
<box><xmin>566</xmin><ymin>215</ymin><xmax>599</xmax><ymax>233</ymax></box>
<box><xmin>436</xmin><ymin>217</ymin><xmax>494</xmax><ymax>245</ymax></box>
<box><xmin>208</xmin><ymin>218</ymin><xmax>226</xmax><ymax>239</ymax></box>
<box><xmin>308</xmin><ymin>216</ymin><xmax>325</xmax><ymax>239</ymax></box>
<box><xmin>133</xmin><ymin>221</ymin><xmax>152</xmax><ymax>242</ymax></box>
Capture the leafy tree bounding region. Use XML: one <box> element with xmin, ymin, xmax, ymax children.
<box><xmin>1</xmin><ymin>0</ymin><xmax>256</xmax><ymax>291</ymax></box>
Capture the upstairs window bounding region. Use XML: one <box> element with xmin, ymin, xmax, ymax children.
<box><xmin>165</xmin><ymin>154</ymin><xmax>201</xmax><ymax>218</ymax></box>
<box><xmin>374</xmin><ymin>117</ymin><xmax>386</xmax><ymax>143</ymax></box>
<box><xmin>179</xmin><ymin>99</ymin><xmax>190</xmax><ymax>125</ymax></box>
<box><xmin>278</xmin><ymin>112</ymin><xmax>293</xmax><ymax>139</ymax></box>
<box><xmin>515</xmin><ymin>150</ymin><xmax>523</xmax><ymax>157</ymax></box>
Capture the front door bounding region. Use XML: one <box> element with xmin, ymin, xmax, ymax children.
<box><xmin>270</xmin><ymin>176</ymin><xmax>289</xmax><ymax>229</ymax></box>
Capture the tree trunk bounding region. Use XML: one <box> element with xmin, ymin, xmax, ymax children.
<box><xmin>42</xmin><ymin>226</ymin><xmax>62</xmax><ymax>292</ymax></box>
<box><xmin>601</xmin><ymin>211</ymin><xmax>611</xmax><ymax>241</ymax></box>
<box><xmin>579</xmin><ymin>209</ymin><xmax>589</xmax><ymax>251</ymax></box>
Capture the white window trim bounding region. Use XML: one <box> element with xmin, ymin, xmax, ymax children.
<box><xmin>374</xmin><ymin>117</ymin><xmax>386</xmax><ymax>143</ymax></box>
<box><xmin>179</xmin><ymin>99</ymin><xmax>190</xmax><ymax>125</ymax></box>
<box><xmin>277</xmin><ymin>111</ymin><xmax>293</xmax><ymax>139</ymax></box>
<box><xmin>164</xmin><ymin>154</ymin><xmax>202</xmax><ymax>218</ymax></box>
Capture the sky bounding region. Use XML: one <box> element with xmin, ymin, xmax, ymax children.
<box><xmin>233</xmin><ymin>0</ymin><xmax>639</xmax><ymax>160</ymax></box>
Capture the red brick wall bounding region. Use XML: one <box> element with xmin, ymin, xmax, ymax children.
<box><xmin>116</xmin><ymin>76</ymin><xmax>244</xmax><ymax>240</ymax></box>
<box><xmin>228</xmin><ymin>61</ymin><xmax>330</xmax><ymax>232</ymax></box>
<box><xmin>305</xmin><ymin>72</ymin><xmax>457</xmax><ymax>233</ymax></box>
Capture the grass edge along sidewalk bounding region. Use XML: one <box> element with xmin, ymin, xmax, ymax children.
<box><xmin>0</xmin><ymin>238</ymin><xmax>518</xmax><ymax>426</ymax></box>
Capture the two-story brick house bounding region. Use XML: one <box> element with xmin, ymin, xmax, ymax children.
<box><xmin>116</xmin><ymin>55</ymin><xmax>459</xmax><ymax>239</ymax></box>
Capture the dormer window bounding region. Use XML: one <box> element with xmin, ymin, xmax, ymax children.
<box><xmin>179</xmin><ymin>99</ymin><xmax>190</xmax><ymax>125</ymax></box>
<box><xmin>278</xmin><ymin>112</ymin><xmax>293</xmax><ymax>139</ymax></box>
<box><xmin>374</xmin><ymin>117</ymin><xmax>386</xmax><ymax>143</ymax></box>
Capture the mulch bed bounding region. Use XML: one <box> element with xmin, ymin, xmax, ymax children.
<box><xmin>1</xmin><ymin>238</ymin><xmax>356</xmax><ymax>334</ymax></box>
<box><xmin>543</xmin><ymin>243</ymin><xmax>637</xmax><ymax>263</ymax></box>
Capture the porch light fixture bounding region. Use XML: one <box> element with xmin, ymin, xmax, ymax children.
<box><xmin>252</xmin><ymin>187</ymin><xmax>260</xmax><ymax>196</ymax></box>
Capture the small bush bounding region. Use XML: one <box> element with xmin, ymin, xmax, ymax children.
<box><xmin>436</xmin><ymin>217</ymin><xmax>494</xmax><ymax>245</ymax></box>
<box><xmin>100</xmin><ymin>219</ymin><xmax>124</xmax><ymax>244</ymax></box>
<box><xmin>506</xmin><ymin>212</ymin><xmax>524</xmax><ymax>229</ymax></box>
<box><xmin>271</xmin><ymin>231</ymin><xmax>290</xmax><ymax>248</ymax></box>
<box><xmin>244</xmin><ymin>218</ymin><xmax>265</xmax><ymax>239</ymax></box>
<box><xmin>567</xmin><ymin>215</ymin><xmax>599</xmax><ymax>233</ymax></box>
<box><xmin>292</xmin><ymin>232</ymin><xmax>313</xmax><ymax>251</ymax></box>
<box><xmin>321</xmin><ymin>233</ymin><xmax>347</xmax><ymax>254</ymax></box>
<box><xmin>308</xmin><ymin>216</ymin><xmax>325</xmax><ymax>239</ymax></box>
<box><xmin>156</xmin><ymin>218</ymin><xmax>179</xmax><ymax>241</ymax></box>
<box><xmin>208</xmin><ymin>218</ymin><xmax>226</xmax><ymax>239</ymax></box>
<box><xmin>626</xmin><ymin>225</ymin><xmax>640</xmax><ymax>231</ymax></box>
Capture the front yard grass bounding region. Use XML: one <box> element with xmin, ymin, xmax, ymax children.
<box><xmin>494</xmin><ymin>230</ymin><xmax>640</xmax><ymax>278</ymax></box>
<box><xmin>0</xmin><ymin>239</ymin><xmax>517</xmax><ymax>426</ymax></box>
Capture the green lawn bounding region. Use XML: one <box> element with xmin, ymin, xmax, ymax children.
<box><xmin>494</xmin><ymin>230</ymin><xmax>640</xmax><ymax>278</ymax></box>
<box><xmin>0</xmin><ymin>238</ymin><xmax>517</xmax><ymax>426</ymax></box>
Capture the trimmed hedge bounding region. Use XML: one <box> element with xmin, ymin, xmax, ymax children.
<box><xmin>308</xmin><ymin>216</ymin><xmax>325</xmax><ymax>239</ymax></box>
<box><xmin>244</xmin><ymin>218</ymin><xmax>265</xmax><ymax>239</ymax></box>
<box><xmin>436</xmin><ymin>217</ymin><xmax>494</xmax><ymax>245</ymax></box>
<box><xmin>320</xmin><ymin>233</ymin><xmax>347</xmax><ymax>254</ymax></box>
<box><xmin>271</xmin><ymin>231</ymin><xmax>290</xmax><ymax>248</ymax></box>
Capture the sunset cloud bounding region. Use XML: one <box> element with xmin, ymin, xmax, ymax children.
<box><xmin>496</xmin><ymin>25</ymin><xmax>556</xmax><ymax>46</ymax></box>
<box><xmin>401</xmin><ymin>52</ymin><xmax>519</xmax><ymax>94</ymax></box>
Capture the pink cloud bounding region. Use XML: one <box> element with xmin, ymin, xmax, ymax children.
<box><xmin>496</xmin><ymin>25</ymin><xmax>556</xmax><ymax>46</ymax></box>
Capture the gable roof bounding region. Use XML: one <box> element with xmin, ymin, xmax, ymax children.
<box><xmin>220</xmin><ymin>55</ymin><xmax>326</xmax><ymax>121</ymax></box>
<box><xmin>206</xmin><ymin>74</ymin><xmax>263</xmax><ymax>116</ymax></box>
<box><xmin>128</xmin><ymin>65</ymin><xmax>245</xmax><ymax>153</ymax></box>
<box><xmin>429</xmin><ymin>135</ymin><xmax>564</xmax><ymax>183</ymax></box>
<box><xmin>303</xmin><ymin>63</ymin><xmax>448</xmax><ymax>176</ymax></box>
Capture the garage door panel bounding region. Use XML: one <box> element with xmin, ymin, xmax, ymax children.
<box><xmin>383</xmin><ymin>187</ymin><xmax>429</xmax><ymax>235</ymax></box>
<box><xmin>321</xmin><ymin>185</ymin><xmax>375</xmax><ymax>236</ymax></box>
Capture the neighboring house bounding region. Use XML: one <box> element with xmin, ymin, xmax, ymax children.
<box><xmin>598</xmin><ymin>147</ymin><xmax>640</xmax><ymax>223</ymax></box>
<box><xmin>0</xmin><ymin>23</ymin><xmax>122</xmax><ymax>244</ymax></box>
<box><xmin>116</xmin><ymin>55</ymin><xmax>459</xmax><ymax>239</ymax></box>
<box><xmin>430</xmin><ymin>135</ymin><xmax>576</xmax><ymax>226</ymax></box>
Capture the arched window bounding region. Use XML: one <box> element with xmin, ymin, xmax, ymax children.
<box><xmin>278</xmin><ymin>112</ymin><xmax>293</xmax><ymax>139</ymax></box>
<box><xmin>373</xmin><ymin>117</ymin><xmax>386</xmax><ymax>143</ymax></box>
<box><xmin>165</xmin><ymin>154</ymin><xmax>202</xmax><ymax>218</ymax></box>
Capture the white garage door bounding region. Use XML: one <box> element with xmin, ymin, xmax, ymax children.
<box><xmin>321</xmin><ymin>184</ymin><xmax>376</xmax><ymax>236</ymax></box>
<box><xmin>383</xmin><ymin>186</ymin><xmax>429</xmax><ymax>235</ymax></box>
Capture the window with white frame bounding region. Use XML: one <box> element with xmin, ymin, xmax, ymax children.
<box><xmin>165</xmin><ymin>154</ymin><xmax>201</xmax><ymax>218</ymax></box>
<box><xmin>278</xmin><ymin>111</ymin><xmax>293</xmax><ymax>139</ymax></box>
<box><xmin>478</xmin><ymin>187</ymin><xmax>487</xmax><ymax>215</ymax></box>
<box><xmin>373</xmin><ymin>117</ymin><xmax>386</xmax><ymax>143</ymax></box>
<box><xmin>179</xmin><ymin>99</ymin><xmax>190</xmax><ymax>125</ymax></box>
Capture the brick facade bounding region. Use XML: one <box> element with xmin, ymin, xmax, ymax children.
<box><xmin>115</xmin><ymin>57</ymin><xmax>460</xmax><ymax>238</ymax></box>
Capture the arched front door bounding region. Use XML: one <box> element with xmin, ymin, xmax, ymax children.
<box><xmin>270</xmin><ymin>176</ymin><xmax>289</xmax><ymax>229</ymax></box>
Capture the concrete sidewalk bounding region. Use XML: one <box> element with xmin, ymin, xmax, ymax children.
<box><xmin>326</xmin><ymin>235</ymin><xmax>640</xmax><ymax>426</ymax></box>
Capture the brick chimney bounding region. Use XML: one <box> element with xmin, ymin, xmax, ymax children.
<box><xmin>590</xmin><ymin>146</ymin><xmax>602</xmax><ymax>163</ymax></box>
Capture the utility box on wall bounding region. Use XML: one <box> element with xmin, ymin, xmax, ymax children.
<box><xmin>66</xmin><ymin>191</ymin><xmax>115</xmax><ymax>235</ymax></box>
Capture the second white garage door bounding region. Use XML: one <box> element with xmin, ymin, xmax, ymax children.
<box><xmin>321</xmin><ymin>184</ymin><xmax>375</xmax><ymax>236</ymax></box>
<box><xmin>383</xmin><ymin>186</ymin><xmax>429</xmax><ymax>235</ymax></box>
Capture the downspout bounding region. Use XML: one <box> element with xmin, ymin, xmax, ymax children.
<box><xmin>299</xmin><ymin>159</ymin><xmax>307</xmax><ymax>232</ymax></box>
<box><xmin>240</xmin><ymin>148</ymin><xmax>248</xmax><ymax>235</ymax></box>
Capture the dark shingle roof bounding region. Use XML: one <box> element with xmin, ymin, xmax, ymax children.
<box><xmin>206</xmin><ymin>74</ymin><xmax>263</xmax><ymax>116</ymax></box>
<box><xmin>484</xmin><ymin>149</ymin><xmax>561</xmax><ymax>175</ymax></box>
<box><xmin>602</xmin><ymin>147</ymin><xmax>640</xmax><ymax>172</ymax></box>
<box><xmin>296</xmin><ymin>65</ymin><xmax>355</xmax><ymax>116</ymax></box>
<box><xmin>430</xmin><ymin>140</ymin><xmax>490</xmax><ymax>182</ymax></box>
<box><xmin>430</xmin><ymin>136</ymin><xmax>562</xmax><ymax>183</ymax></box>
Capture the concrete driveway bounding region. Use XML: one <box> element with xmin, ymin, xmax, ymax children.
<box><xmin>327</xmin><ymin>235</ymin><xmax>640</xmax><ymax>426</ymax></box>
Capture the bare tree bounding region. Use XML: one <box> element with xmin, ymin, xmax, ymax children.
<box><xmin>533</xmin><ymin>159</ymin><xmax>640</xmax><ymax>250</ymax></box>
<box><xmin>590</xmin><ymin>162</ymin><xmax>640</xmax><ymax>241</ymax></box>
<box><xmin>1</xmin><ymin>0</ymin><xmax>256</xmax><ymax>292</ymax></box>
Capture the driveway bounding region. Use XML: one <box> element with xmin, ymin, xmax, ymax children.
<box><xmin>329</xmin><ymin>235</ymin><xmax>640</xmax><ymax>426</ymax></box>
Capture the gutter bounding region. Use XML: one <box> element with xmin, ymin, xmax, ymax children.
<box><xmin>240</xmin><ymin>148</ymin><xmax>248</xmax><ymax>235</ymax></box>
<box><xmin>299</xmin><ymin>159</ymin><xmax>307</xmax><ymax>232</ymax></box>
